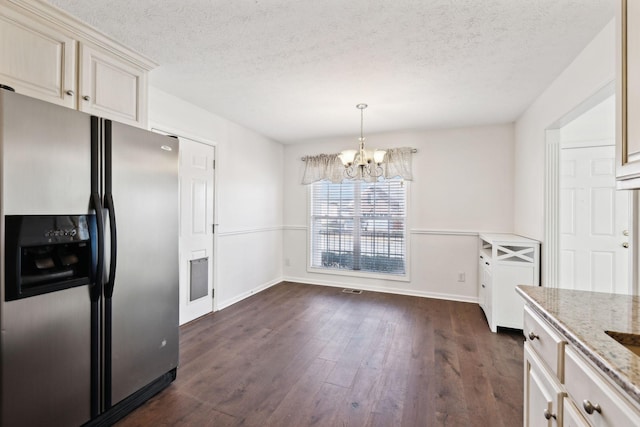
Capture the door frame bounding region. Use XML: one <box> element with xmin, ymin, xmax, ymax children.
<box><xmin>150</xmin><ymin>124</ymin><xmax>219</xmax><ymax>314</ymax></box>
<box><xmin>544</xmin><ymin>80</ymin><xmax>638</xmax><ymax>294</ymax></box>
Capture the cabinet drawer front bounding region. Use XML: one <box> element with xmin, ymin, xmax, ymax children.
<box><xmin>524</xmin><ymin>306</ymin><xmax>566</xmax><ymax>380</ymax></box>
<box><xmin>565</xmin><ymin>346</ymin><xmax>640</xmax><ymax>426</ymax></box>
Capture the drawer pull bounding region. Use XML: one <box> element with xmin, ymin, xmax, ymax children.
<box><xmin>583</xmin><ymin>400</ymin><xmax>602</xmax><ymax>415</ymax></box>
<box><xmin>543</xmin><ymin>409</ymin><xmax>556</xmax><ymax>420</ymax></box>
<box><xmin>528</xmin><ymin>332</ymin><xmax>539</xmax><ymax>341</ymax></box>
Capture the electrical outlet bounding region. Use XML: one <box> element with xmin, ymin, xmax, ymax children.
<box><xmin>458</xmin><ymin>272</ymin><xmax>466</xmax><ymax>282</ymax></box>
<box><xmin>285</xmin><ymin>258</ymin><xmax>291</xmax><ymax>267</ymax></box>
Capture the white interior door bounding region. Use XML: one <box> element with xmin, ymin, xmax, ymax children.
<box><xmin>560</xmin><ymin>145</ymin><xmax>631</xmax><ymax>293</ymax></box>
<box><xmin>179</xmin><ymin>137</ymin><xmax>215</xmax><ymax>324</ymax></box>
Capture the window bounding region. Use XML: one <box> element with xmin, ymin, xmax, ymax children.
<box><xmin>310</xmin><ymin>178</ymin><xmax>406</xmax><ymax>276</ymax></box>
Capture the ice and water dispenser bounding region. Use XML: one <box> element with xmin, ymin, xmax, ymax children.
<box><xmin>4</xmin><ymin>215</ymin><xmax>95</xmax><ymax>301</ymax></box>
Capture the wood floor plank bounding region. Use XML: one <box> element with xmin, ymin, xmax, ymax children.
<box><xmin>263</xmin><ymin>358</ymin><xmax>336</xmax><ymax>427</ymax></box>
<box><xmin>116</xmin><ymin>282</ymin><xmax>524</xmax><ymax>427</ymax></box>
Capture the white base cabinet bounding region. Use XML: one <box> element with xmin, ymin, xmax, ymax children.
<box><xmin>478</xmin><ymin>233</ymin><xmax>540</xmax><ymax>332</ymax></box>
<box><xmin>523</xmin><ymin>305</ymin><xmax>640</xmax><ymax>427</ymax></box>
<box><xmin>0</xmin><ymin>0</ymin><xmax>154</xmax><ymax>128</ymax></box>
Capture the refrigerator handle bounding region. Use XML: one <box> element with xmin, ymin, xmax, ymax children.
<box><xmin>104</xmin><ymin>193</ymin><xmax>117</xmax><ymax>298</ymax></box>
<box><xmin>90</xmin><ymin>192</ymin><xmax>105</xmax><ymax>300</ymax></box>
<box><xmin>90</xmin><ymin>116</ymin><xmax>105</xmax><ymax>302</ymax></box>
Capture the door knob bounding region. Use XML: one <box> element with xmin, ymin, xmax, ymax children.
<box><xmin>623</xmin><ymin>230</ymin><xmax>629</xmax><ymax>236</ymax></box>
<box><xmin>65</xmin><ymin>90</ymin><xmax>74</xmax><ymax>96</ymax></box>
<box><xmin>623</xmin><ymin>242</ymin><xmax>629</xmax><ymax>248</ymax></box>
<box><xmin>83</xmin><ymin>95</ymin><xmax>91</xmax><ymax>101</ymax></box>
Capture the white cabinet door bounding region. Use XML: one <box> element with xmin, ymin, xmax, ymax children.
<box><xmin>483</xmin><ymin>264</ymin><xmax>493</xmax><ymax>330</ymax></box>
<box><xmin>563</xmin><ymin>398</ymin><xmax>590</xmax><ymax>427</ymax></box>
<box><xmin>524</xmin><ymin>344</ymin><xmax>562</xmax><ymax>427</ymax></box>
<box><xmin>617</xmin><ymin>0</ymin><xmax>640</xmax><ymax>186</ymax></box>
<box><xmin>78</xmin><ymin>43</ymin><xmax>147</xmax><ymax>128</ymax></box>
<box><xmin>0</xmin><ymin>6</ymin><xmax>76</xmax><ymax>108</ymax></box>
<box><xmin>478</xmin><ymin>254</ymin><xmax>487</xmax><ymax>312</ymax></box>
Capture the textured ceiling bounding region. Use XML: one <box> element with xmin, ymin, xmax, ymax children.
<box><xmin>46</xmin><ymin>0</ymin><xmax>614</xmax><ymax>143</ymax></box>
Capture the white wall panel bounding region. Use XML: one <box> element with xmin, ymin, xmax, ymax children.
<box><xmin>217</xmin><ymin>230</ymin><xmax>283</xmax><ymax>309</ymax></box>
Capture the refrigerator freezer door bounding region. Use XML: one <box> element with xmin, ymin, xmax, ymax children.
<box><xmin>107</xmin><ymin>121</ymin><xmax>179</xmax><ymax>406</ymax></box>
<box><xmin>0</xmin><ymin>91</ymin><xmax>93</xmax><ymax>426</ymax></box>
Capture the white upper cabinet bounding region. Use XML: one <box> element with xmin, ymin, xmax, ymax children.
<box><xmin>0</xmin><ymin>6</ymin><xmax>76</xmax><ymax>108</ymax></box>
<box><xmin>617</xmin><ymin>0</ymin><xmax>640</xmax><ymax>187</ymax></box>
<box><xmin>78</xmin><ymin>43</ymin><xmax>148</xmax><ymax>127</ymax></box>
<box><xmin>0</xmin><ymin>0</ymin><xmax>155</xmax><ymax>128</ymax></box>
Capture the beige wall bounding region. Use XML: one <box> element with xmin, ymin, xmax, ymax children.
<box><xmin>283</xmin><ymin>124</ymin><xmax>515</xmax><ymax>302</ymax></box>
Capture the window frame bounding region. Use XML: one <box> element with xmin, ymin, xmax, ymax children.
<box><xmin>306</xmin><ymin>178</ymin><xmax>411</xmax><ymax>282</ymax></box>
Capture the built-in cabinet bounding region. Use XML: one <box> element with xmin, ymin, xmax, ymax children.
<box><xmin>523</xmin><ymin>306</ymin><xmax>640</xmax><ymax>426</ymax></box>
<box><xmin>616</xmin><ymin>0</ymin><xmax>640</xmax><ymax>188</ymax></box>
<box><xmin>0</xmin><ymin>0</ymin><xmax>155</xmax><ymax>128</ymax></box>
<box><xmin>478</xmin><ymin>233</ymin><xmax>540</xmax><ymax>332</ymax></box>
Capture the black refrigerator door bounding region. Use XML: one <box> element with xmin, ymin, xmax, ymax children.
<box><xmin>104</xmin><ymin>120</ymin><xmax>179</xmax><ymax>408</ymax></box>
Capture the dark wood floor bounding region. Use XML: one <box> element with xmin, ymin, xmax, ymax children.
<box><xmin>116</xmin><ymin>282</ymin><xmax>524</xmax><ymax>427</ymax></box>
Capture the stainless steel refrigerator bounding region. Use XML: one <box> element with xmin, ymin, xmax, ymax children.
<box><xmin>0</xmin><ymin>89</ymin><xmax>179</xmax><ymax>426</ymax></box>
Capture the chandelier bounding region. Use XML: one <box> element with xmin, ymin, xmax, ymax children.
<box><xmin>338</xmin><ymin>103</ymin><xmax>386</xmax><ymax>179</ymax></box>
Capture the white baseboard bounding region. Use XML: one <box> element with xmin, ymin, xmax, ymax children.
<box><xmin>215</xmin><ymin>278</ymin><xmax>282</xmax><ymax>311</ymax></box>
<box><xmin>282</xmin><ymin>275</ymin><xmax>479</xmax><ymax>304</ymax></box>
<box><xmin>215</xmin><ymin>275</ymin><xmax>480</xmax><ymax>313</ymax></box>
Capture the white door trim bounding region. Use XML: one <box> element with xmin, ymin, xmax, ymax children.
<box><xmin>150</xmin><ymin>125</ymin><xmax>220</xmax><ymax>316</ymax></box>
<box><xmin>544</xmin><ymin>129</ymin><xmax>561</xmax><ymax>288</ymax></box>
<box><xmin>544</xmin><ymin>81</ymin><xmax>638</xmax><ymax>294</ymax></box>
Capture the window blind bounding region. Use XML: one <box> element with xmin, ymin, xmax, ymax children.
<box><xmin>310</xmin><ymin>178</ymin><xmax>406</xmax><ymax>275</ymax></box>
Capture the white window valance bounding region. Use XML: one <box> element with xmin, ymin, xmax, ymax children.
<box><xmin>301</xmin><ymin>147</ymin><xmax>415</xmax><ymax>184</ymax></box>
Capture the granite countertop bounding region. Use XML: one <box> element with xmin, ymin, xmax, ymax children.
<box><xmin>516</xmin><ymin>285</ymin><xmax>640</xmax><ymax>407</ymax></box>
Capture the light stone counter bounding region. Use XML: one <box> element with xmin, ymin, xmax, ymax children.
<box><xmin>516</xmin><ymin>285</ymin><xmax>640</xmax><ymax>407</ymax></box>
